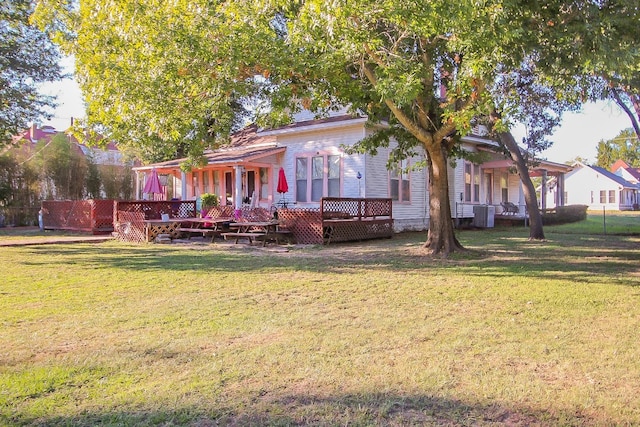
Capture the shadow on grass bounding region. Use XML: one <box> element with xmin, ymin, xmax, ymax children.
<box><xmin>14</xmin><ymin>230</ymin><xmax>640</xmax><ymax>287</ymax></box>
<box><xmin>5</xmin><ymin>392</ymin><xmax>589</xmax><ymax>426</ymax></box>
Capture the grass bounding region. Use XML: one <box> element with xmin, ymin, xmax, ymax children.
<box><xmin>548</xmin><ymin>210</ymin><xmax>640</xmax><ymax>235</ymax></box>
<box><xmin>1</xmin><ymin>213</ymin><xmax>639</xmax><ymax>426</ymax></box>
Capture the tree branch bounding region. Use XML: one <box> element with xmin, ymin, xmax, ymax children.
<box><xmin>611</xmin><ymin>87</ymin><xmax>640</xmax><ymax>139</ymax></box>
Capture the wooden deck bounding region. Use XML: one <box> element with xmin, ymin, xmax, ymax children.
<box><xmin>321</xmin><ymin>198</ymin><xmax>394</xmax><ymax>244</ymax></box>
<box><xmin>112</xmin><ymin>198</ymin><xmax>394</xmax><ymax>245</ymax></box>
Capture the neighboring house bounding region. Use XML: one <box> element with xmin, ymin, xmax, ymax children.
<box><xmin>12</xmin><ymin>123</ymin><xmax>134</xmax><ymax>199</ymax></box>
<box><xmin>564</xmin><ymin>162</ymin><xmax>639</xmax><ymax>211</ymax></box>
<box><xmin>611</xmin><ymin>159</ymin><xmax>640</xmax><ymax>185</ymax></box>
<box><xmin>15</xmin><ymin>123</ymin><xmax>129</xmax><ymax>167</ymax></box>
<box><xmin>133</xmin><ymin>112</ymin><xmax>573</xmax><ymax>231</ymax></box>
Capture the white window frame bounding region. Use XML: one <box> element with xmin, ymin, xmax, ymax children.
<box><xmin>390</xmin><ymin>158</ymin><xmax>411</xmax><ymax>203</ymax></box>
<box><xmin>464</xmin><ymin>162</ymin><xmax>480</xmax><ymax>203</ymax></box>
<box><xmin>295</xmin><ymin>152</ymin><xmax>342</xmax><ymax>202</ymax></box>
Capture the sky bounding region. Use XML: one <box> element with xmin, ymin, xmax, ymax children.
<box><xmin>39</xmin><ymin>57</ymin><xmax>633</xmax><ymax>166</ymax></box>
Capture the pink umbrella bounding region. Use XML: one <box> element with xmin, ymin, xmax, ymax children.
<box><xmin>276</xmin><ymin>168</ymin><xmax>289</xmax><ymax>194</ymax></box>
<box><xmin>143</xmin><ymin>169</ymin><xmax>162</xmax><ymax>195</ymax></box>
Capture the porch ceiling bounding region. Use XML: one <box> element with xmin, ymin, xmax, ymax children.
<box><xmin>481</xmin><ymin>159</ymin><xmax>572</xmax><ymax>176</ymax></box>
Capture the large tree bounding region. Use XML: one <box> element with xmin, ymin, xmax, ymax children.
<box><xmin>0</xmin><ymin>0</ymin><xmax>62</xmax><ymax>148</ymax></box>
<box><xmin>482</xmin><ymin>0</ymin><xmax>639</xmax><ymax>240</ymax></box>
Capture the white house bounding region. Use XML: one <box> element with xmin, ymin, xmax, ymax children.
<box><xmin>133</xmin><ymin>113</ymin><xmax>572</xmax><ymax>230</ymax></box>
<box><xmin>564</xmin><ymin>162</ymin><xmax>639</xmax><ymax>211</ymax></box>
<box><xmin>611</xmin><ymin>159</ymin><xmax>640</xmax><ymax>185</ymax></box>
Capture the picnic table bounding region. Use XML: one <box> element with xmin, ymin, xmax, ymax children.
<box><xmin>177</xmin><ymin>217</ymin><xmax>232</xmax><ymax>242</ymax></box>
<box><xmin>142</xmin><ymin>218</ymin><xmax>182</xmax><ymax>242</ymax></box>
<box><xmin>222</xmin><ymin>220</ymin><xmax>285</xmax><ymax>246</ymax></box>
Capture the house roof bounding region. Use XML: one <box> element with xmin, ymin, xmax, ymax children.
<box><xmin>610</xmin><ymin>159</ymin><xmax>631</xmax><ymax>172</ymax></box>
<box><xmin>589</xmin><ymin>165</ymin><xmax>639</xmax><ymax>189</ymax></box>
<box><xmin>258</xmin><ymin>114</ymin><xmax>368</xmax><ymax>136</ymax></box>
<box><xmin>625</xmin><ymin>167</ymin><xmax>640</xmax><ymax>181</ymax></box>
<box><xmin>134</xmin><ymin>125</ymin><xmax>282</xmax><ymax>171</ymax></box>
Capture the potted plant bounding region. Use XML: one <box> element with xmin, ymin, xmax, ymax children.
<box><xmin>200</xmin><ymin>193</ymin><xmax>220</xmax><ymax>217</ymax></box>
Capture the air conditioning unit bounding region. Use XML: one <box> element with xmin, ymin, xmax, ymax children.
<box><xmin>473</xmin><ymin>205</ymin><xmax>495</xmax><ymax>228</ymax></box>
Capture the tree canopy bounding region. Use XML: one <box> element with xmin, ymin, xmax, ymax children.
<box><xmin>596</xmin><ymin>128</ymin><xmax>640</xmax><ymax>168</ymax></box>
<box><xmin>0</xmin><ymin>0</ymin><xmax>63</xmax><ymax>148</ymax></box>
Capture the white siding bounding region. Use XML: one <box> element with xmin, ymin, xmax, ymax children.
<box><xmin>565</xmin><ymin>165</ymin><xmax>625</xmax><ymax>210</ymax></box>
<box><xmin>275</xmin><ymin>122</ymin><xmax>430</xmax><ymax>231</ymax></box>
<box><xmin>276</xmin><ymin>123</ymin><xmax>364</xmax><ymax>207</ymax></box>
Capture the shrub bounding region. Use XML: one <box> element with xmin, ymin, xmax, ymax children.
<box><xmin>200</xmin><ymin>193</ymin><xmax>220</xmax><ymax>208</ymax></box>
<box><xmin>542</xmin><ymin>205</ymin><xmax>588</xmax><ymax>225</ymax></box>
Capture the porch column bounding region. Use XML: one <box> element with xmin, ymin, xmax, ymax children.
<box><xmin>135</xmin><ymin>171</ymin><xmax>140</xmax><ymax>200</ymax></box>
<box><xmin>541</xmin><ymin>170</ymin><xmax>547</xmax><ymax>211</ymax></box>
<box><xmin>234</xmin><ymin>165</ymin><xmax>243</xmax><ymax>210</ymax></box>
<box><xmin>181</xmin><ymin>171</ymin><xmax>187</xmax><ymax>199</ymax></box>
<box><xmin>518</xmin><ymin>182</ymin><xmax>525</xmax><ymax>212</ymax></box>
<box><xmin>557</xmin><ymin>174</ymin><xmax>565</xmax><ymax>206</ymax></box>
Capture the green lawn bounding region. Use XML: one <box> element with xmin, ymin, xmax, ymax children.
<box><xmin>1</xmin><ymin>216</ymin><xmax>639</xmax><ymax>426</ymax></box>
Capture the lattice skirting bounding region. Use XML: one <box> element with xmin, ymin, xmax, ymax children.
<box><xmin>323</xmin><ymin>219</ymin><xmax>394</xmax><ymax>244</ymax></box>
<box><xmin>277</xmin><ymin>208</ymin><xmax>323</xmax><ymax>244</ymax></box>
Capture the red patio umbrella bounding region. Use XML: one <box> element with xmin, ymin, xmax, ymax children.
<box><xmin>276</xmin><ymin>168</ymin><xmax>289</xmax><ymax>194</ymax></box>
<box><xmin>143</xmin><ymin>169</ymin><xmax>162</xmax><ymax>198</ymax></box>
<box><xmin>276</xmin><ymin>168</ymin><xmax>289</xmax><ymax>208</ymax></box>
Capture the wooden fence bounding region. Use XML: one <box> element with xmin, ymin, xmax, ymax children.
<box><xmin>41</xmin><ymin>200</ymin><xmax>115</xmax><ymax>234</ymax></box>
<box><xmin>114</xmin><ymin>200</ymin><xmax>198</xmax><ymax>220</ymax></box>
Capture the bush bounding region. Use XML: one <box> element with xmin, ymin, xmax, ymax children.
<box><xmin>200</xmin><ymin>193</ymin><xmax>220</xmax><ymax>208</ymax></box>
<box><xmin>542</xmin><ymin>205</ymin><xmax>588</xmax><ymax>225</ymax></box>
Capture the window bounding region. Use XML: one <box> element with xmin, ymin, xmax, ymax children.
<box><xmin>259</xmin><ymin>168</ymin><xmax>269</xmax><ymax>199</ymax></box>
<box><xmin>213</xmin><ymin>171</ymin><xmax>220</xmax><ymax>195</ymax></box>
<box><xmin>464</xmin><ymin>162</ymin><xmax>480</xmax><ymax>202</ymax></box>
<box><xmin>609</xmin><ymin>190</ymin><xmax>615</xmax><ymax>203</ymax></box>
<box><xmin>192</xmin><ymin>173</ymin><xmax>199</xmax><ymax>198</ymax></box>
<box><xmin>328</xmin><ymin>155</ymin><xmax>340</xmax><ymax>197</ymax></box>
<box><xmin>296</xmin><ymin>154</ymin><xmax>342</xmax><ymax>202</ymax></box>
<box><xmin>296</xmin><ymin>158</ymin><xmax>308</xmax><ymax>202</ymax></box>
<box><xmin>225</xmin><ymin>171</ymin><xmax>232</xmax><ymax>204</ymax></box>
<box><xmin>247</xmin><ymin>170</ymin><xmax>256</xmax><ymax>201</ymax></box>
<box><xmin>501</xmin><ymin>174</ymin><xmax>509</xmax><ymax>202</ymax></box>
<box><xmin>464</xmin><ymin>163</ymin><xmax>472</xmax><ymax>202</ymax></box>
<box><xmin>485</xmin><ymin>173</ymin><xmax>493</xmax><ymax>204</ymax></box>
<box><xmin>312</xmin><ymin>156</ymin><xmax>323</xmax><ymax>201</ymax></box>
<box><xmin>203</xmin><ymin>171</ymin><xmax>210</xmax><ymax>193</ymax></box>
<box><xmin>590</xmin><ymin>191</ymin><xmax>594</xmax><ymax>204</ymax></box>
<box><xmin>473</xmin><ymin>170</ymin><xmax>480</xmax><ymax>202</ymax></box>
<box><xmin>599</xmin><ymin>190</ymin><xmax>606</xmax><ymax>204</ymax></box>
<box><xmin>390</xmin><ymin>159</ymin><xmax>410</xmax><ymax>202</ymax></box>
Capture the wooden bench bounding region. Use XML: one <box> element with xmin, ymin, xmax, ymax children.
<box><xmin>177</xmin><ymin>227</ymin><xmax>218</xmax><ymax>242</ymax></box>
<box><xmin>221</xmin><ymin>232</ymin><xmax>266</xmax><ymax>244</ymax></box>
<box><xmin>262</xmin><ymin>229</ymin><xmax>294</xmax><ymax>245</ymax></box>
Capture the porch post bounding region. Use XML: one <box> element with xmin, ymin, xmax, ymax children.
<box><xmin>181</xmin><ymin>171</ymin><xmax>187</xmax><ymax>199</ymax></box>
<box><xmin>234</xmin><ymin>165</ymin><xmax>243</xmax><ymax>211</ymax></box>
<box><xmin>541</xmin><ymin>170</ymin><xmax>547</xmax><ymax>211</ymax></box>
<box><xmin>556</xmin><ymin>173</ymin><xmax>565</xmax><ymax>206</ymax></box>
<box><xmin>135</xmin><ymin>171</ymin><xmax>140</xmax><ymax>200</ymax></box>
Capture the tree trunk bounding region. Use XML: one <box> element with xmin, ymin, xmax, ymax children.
<box><xmin>498</xmin><ymin>131</ymin><xmax>545</xmax><ymax>240</ymax></box>
<box><xmin>423</xmin><ymin>143</ymin><xmax>464</xmax><ymax>255</ymax></box>
<box><xmin>611</xmin><ymin>88</ymin><xmax>640</xmax><ymax>141</ymax></box>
